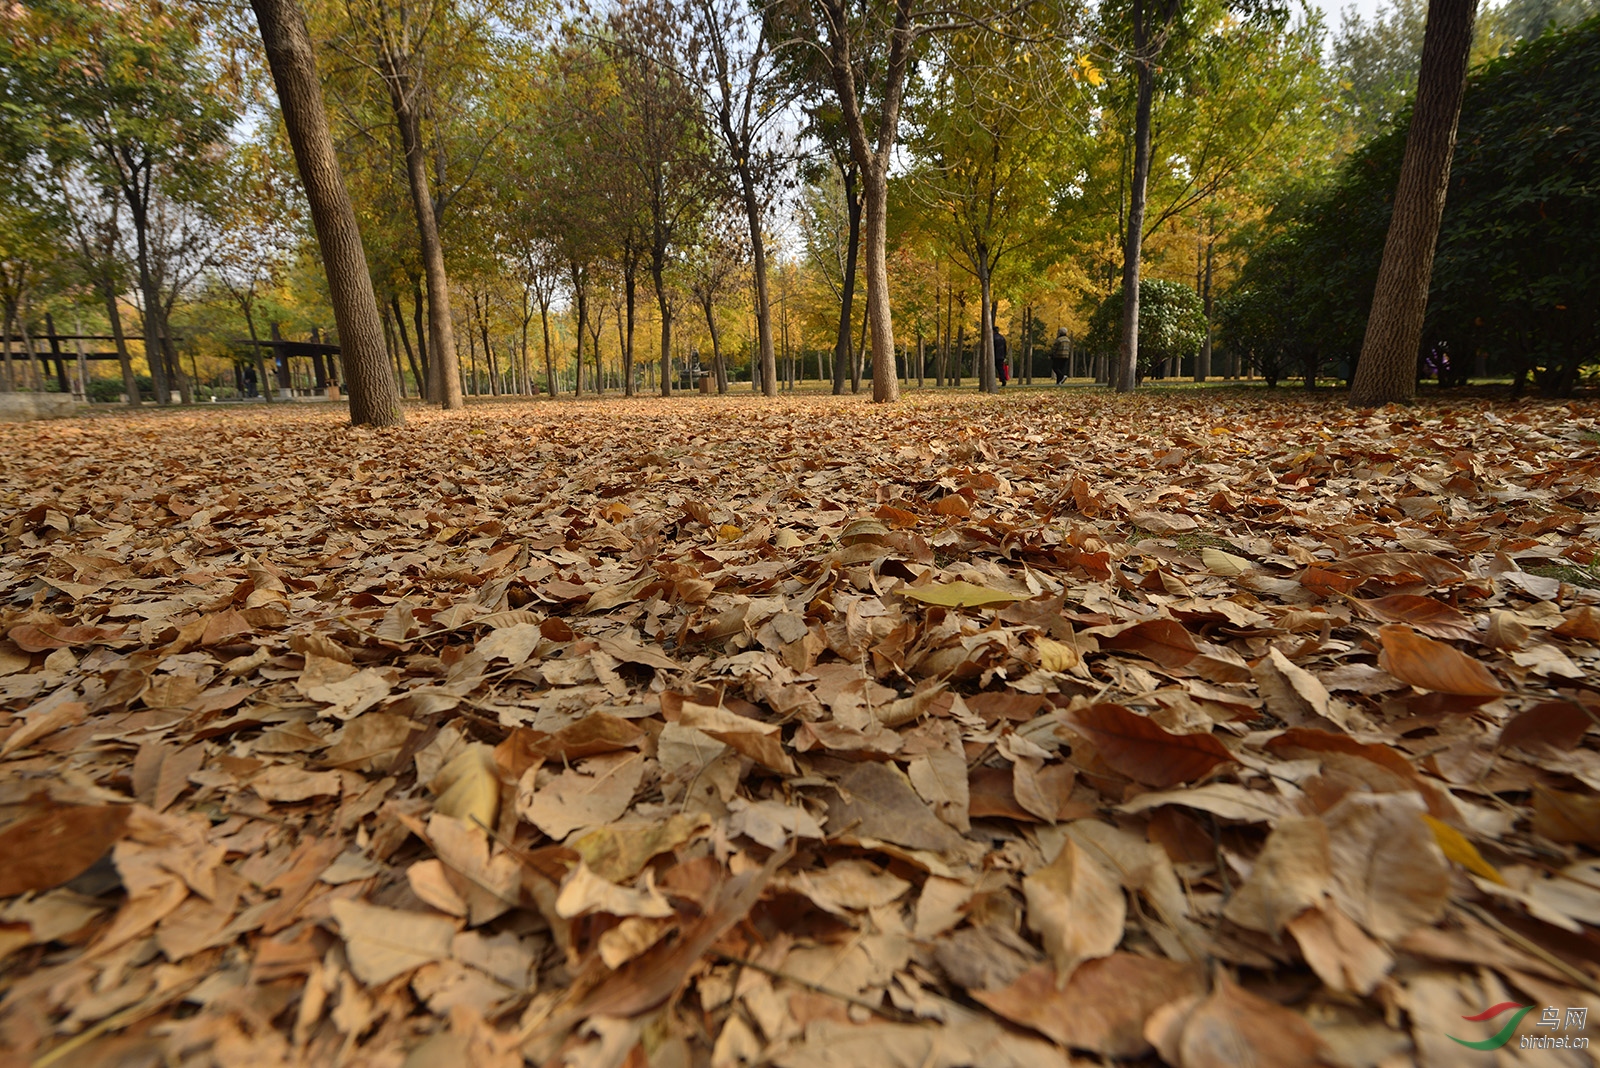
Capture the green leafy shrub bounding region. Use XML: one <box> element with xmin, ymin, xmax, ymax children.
<box><xmin>1084</xmin><ymin>279</ymin><xmax>1207</xmax><ymax>383</ymax></box>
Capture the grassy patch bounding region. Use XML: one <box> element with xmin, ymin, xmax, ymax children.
<box><xmin>1528</xmin><ymin>562</ymin><xmax>1600</xmax><ymax>590</ymax></box>
<box><xmin>1126</xmin><ymin>530</ymin><xmax>1239</xmax><ymax>552</ymax></box>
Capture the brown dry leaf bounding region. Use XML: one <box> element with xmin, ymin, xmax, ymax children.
<box><xmin>1174</xmin><ymin>974</ymin><xmax>1328</xmax><ymax>1068</ymax></box>
<box><xmin>0</xmin><ymin>805</ymin><xmax>130</xmax><ymax>897</ymax></box>
<box><xmin>1286</xmin><ymin>903</ymin><xmax>1393</xmax><ymax>995</ymax></box>
<box><xmin>7</xmin><ymin>392</ymin><xmax>1600</xmax><ymax>1066</ymax></box>
<box><xmin>677</xmin><ymin>701</ymin><xmax>796</xmax><ymax>774</ymax></box>
<box><xmin>554</xmin><ymin>862</ymin><xmax>673</xmax><ymax>919</ymax></box>
<box><xmin>974</xmin><ymin>955</ymin><xmax>1206</xmax><ymax>1056</ymax></box>
<box><xmin>1324</xmin><ymin>791</ymin><xmax>1450</xmax><ymax>941</ymax></box>
<box><xmin>1222</xmin><ymin>816</ymin><xmax>1332</xmax><ymax>936</ymax></box>
<box><xmin>569</xmin><ymin>814</ymin><xmax>710</xmax><ymax>883</ymax></box>
<box><xmin>431</xmin><ymin>743</ymin><xmax>501</xmax><ymax>830</ymax></box>
<box><xmin>331</xmin><ymin>899</ymin><xmax>457</xmax><ymax>984</ymax></box>
<box><xmin>1067</xmin><ymin>703</ymin><xmax>1233</xmax><ymax>788</ymax></box>
<box><xmin>1023</xmin><ymin>836</ymin><xmax>1125</xmax><ymax>985</ymax></box>
<box><xmin>824</xmin><ymin>760</ymin><xmax>971</xmax><ymax>854</ymax></box>
<box><xmin>516</xmin><ymin>751</ymin><xmax>646</xmax><ymax>841</ymax></box>
<box><xmin>1377</xmin><ymin>624</ymin><xmax>1505</xmax><ymax>696</ymax></box>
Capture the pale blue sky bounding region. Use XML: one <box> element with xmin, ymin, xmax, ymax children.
<box><xmin>1314</xmin><ymin>0</ymin><xmax>1394</xmax><ymax>30</ymax></box>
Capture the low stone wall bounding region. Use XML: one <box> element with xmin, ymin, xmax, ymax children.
<box><xmin>0</xmin><ymin>394</ymin><xmax>79</xmax><ymax>422</ymax></box>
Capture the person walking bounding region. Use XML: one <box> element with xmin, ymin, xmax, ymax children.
<box><xmin>1051</xmin><ymin>327</ymin><xmax>1071</xmax><ymax>385</ymax></box>
<box><xmin>993</xmin><ymin>325</ymin><xmax>1009</xmax><ymax>387</ymax></box>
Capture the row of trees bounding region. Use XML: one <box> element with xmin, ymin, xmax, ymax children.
<box><xmin>1222</xmin><ymin>11</ymin><xmax>1599</xmax><ymax>397</ymax></box>
<box><xmin>3</xmin><ymin>0</ymin><xmax>1591</xmax><ymax>424</ymax></box>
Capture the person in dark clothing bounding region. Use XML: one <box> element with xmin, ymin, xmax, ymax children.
<box><xmin>1051</xmin><ymin>327</ymin><xmax>1071</xmax><ymax>384</ymax></box>
<box><xmin>993</xmin><ymin>325</ymin><xmax>1009</xmax><ymax>386</ymax></box>
<box><xmin>242</xmin><ymin>363</ymin><xmax>258</xmax><ymax>397</ymax></box>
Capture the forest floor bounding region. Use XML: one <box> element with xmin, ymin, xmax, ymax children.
<box><xmin>2</xmin><ymin>389</ymin><xmax>1599</xmax><ymax>1068</ymax></box>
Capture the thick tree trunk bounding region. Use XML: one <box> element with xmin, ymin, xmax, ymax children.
<box><xmin>1117</xmin><ymin>0</ymin><xmax>1155</xmax><ymax>394</ymax></box>
<box><xmin>1349</xmin><ymin>0</ymin><xmax>1477</xmax><ymax>408</ymax></box>
<box><xmin>388</xmin><ymin>86</ymin><xmax>460</xmax><ymax>410</ymax></box>
<box><xmin>252</xmin><ymin>0</ymin><xmax>402</xmax><ymax>426</ymax></box>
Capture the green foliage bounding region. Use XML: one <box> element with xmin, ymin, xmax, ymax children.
<box><xmin>87</xmin><ymin>375</ymin><xmax>149</xmax><ymax>403</ymax></box>
<box><xmin>1230</xmin><ymin>15</ymin><xmax>1600</xmax><ymax>396</ymax></box>
<box><xmin>1084</xmin><ymin>279</ymin><xmax>1206</xmax><ymax>381</ymax></box>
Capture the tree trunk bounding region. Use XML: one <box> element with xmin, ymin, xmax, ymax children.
<box><xmin>859</xmin><ymin>164</ymin><xmax>900</xmax><ymax>403</ymax></box>
<box><xmin>387</xmin><ymin>83</ymin><xmax>460</xmax><ymax>410</ymax></box>
<box><xmin>391</xmin><ymin>294</ymin><xmax>423</xmax><ymax>395</ymax></box>
<box><xmin>240</xmin><ymin>299</ymin><xmax>273</xmax><ymax>404</ymax></box>
<box><xmin>703</xmin><ymin>294</ymin><xmax>727</xmax><ymax>393</ymax></box>
<box><xmin>539</xmin><ymin>300</ymin><xmax>555</xmax><ymax>397</ymax></box>
<box><xmin>623</xmin><ymin>261</ymin><xmax>637</xmax><ymax>397</ymax></box>
<box><xmin>977</xmin><ymin>254</ymin><xmax>996</xmax><ymax>393</ymax></box>
<box><xmin>101</xmin><ymin>276</ymin><xmax>140</xmax><ymax>405</ymax></box>
<box><xmin>1349</xmin><ymin>0</ymin><xmax>1477</xmax><ymax>408</ymax></box>
<box><xmin>736</xmin><ymin>168</ymin><xmax>776</xmax><ymax>397</ymax></box>
<box><xmin>252</xmin><ymin>0</ymin><xmax>402</xmax><ymax>426</ymax></box>
<box><xmin>1117</xmin><ymin>0</ymin><xmax>1156</xmax><ymax>394</ymax></box>
<box><xmin>569</xmin><ymin>262</ymin><xmax>587</xmax><ymax>397</ymax></box>
<box><xmin>653</xmin><ymin>264</ymin><xmax>672</xmax><ymax>397</ymax></box>
<box><xmin>832</xmin><ymin>165</ymin><xmax>862</xmax><ymax>396</ymax></box>
<box><xmin>1197</xmin><ymin>227</ymin><xmax>1214</xmax><ymax>382</ymax></box>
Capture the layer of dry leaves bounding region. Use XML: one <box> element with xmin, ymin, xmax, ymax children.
<box><xmin>2</xmin><ymin>389</ymin><xmax>1599</xmax><ymax>1068</ymax></box>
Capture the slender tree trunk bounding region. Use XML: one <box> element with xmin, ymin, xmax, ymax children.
<box><xmin>410</xmin><ymin>277</ymin><xmax>430</xmax><ymax>386</ymax></box>
<box><xmin>387</xmin><ymin>85</ymin><xmax>460</xmax><ymax>410</ymax></box>
<box><xmin>392</xmin><ymin>294</ymin><xmax>423</xmax><ymax>394</ymax></box>
<box><xmin>832</xmin><ymin>166</ymin><xmax>861</xmax><ymax>395</ymax></box>
<box><xmin>0</xmin><ymin>308</ymin><xmax>13</xmax><ymax>393</ymax></box>
<box><xmin>240</xmin><ymin>299</ymin><xmax>273</xmax><ymax>404</ymax></box>
<box><xmin>588</xmin><ymin>304</ymin><xmax>604</xmax><ymax>395</ymax></box>
<box><xmin>703</xmin><ymin>294</ymin><xmax>728</xmax><ymax>393</ymax></box>
<box><xmin>252</xmin><ymin>0</ymin><xmax>402</xmax><ymax>425</ymax></box>
<box><xmin>1349</xmin><ymin>0</ymin><xmax>1477</xmax><ymax>408</ymax></box>
<box><xmin>736</xmin><ymin>170</ymin><xmax>777</xmax><ymax>397</ymax></box>
<box><xmin>1117</xmin><ymin>0</ymin><xmax>1156</xmax><ymax>394</ymax></box>
<box><xmin>653</xmin><ymin>264</ymin><xmax>672</xmax><ymax>398</ymax></box>
<box><xmin>569</xmin><ymin>262</ymin><xmax>587</xmax><ymax>397</ymax></box>
<box><xmin>100</xmin><ymin>277</ymin><xmax>140</xmax><ymax>405</ymax></box>
<box><xmin>623</xmin><ymin>263</ymin><xmax>637</xmax><ymax>397</ymax></box>
<box><xmin>539</xmin><ymin>300</ymin><xmax>555</xmax><ymax>397</ymax></box>
<box><xmin>977</xmin><ymin>256</ymin><xmax>996</xmax><ymax>394</ymax></box>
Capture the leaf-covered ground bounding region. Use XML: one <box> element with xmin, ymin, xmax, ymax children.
<box><xmin>2</xmin><ymin>389</ymin><xmax>1599</xmax><ymax>1068</ymax></box>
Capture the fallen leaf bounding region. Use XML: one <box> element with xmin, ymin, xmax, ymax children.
<box><xmin>1174</xmin><ymin>974</ymin><xmax>1328</xmax><ymax>1068</ymax></box>
<box><xmin>1222</xmin><ymin>817</ymin><xmax>1332</xmax><ymax>936</ymax></box>
<box><xmin>1286</xmin><ymin>903</ymin><xmax>1393</xmax><ymax>995</ymax></box>
<box><xmin>1377</xmin><ymin>624</ymin><xmax>1505</xmax><ymax>697</ymax></box>
<box><xmin>1023</xmin><ymin>836</ymin><xmax>1125</xmax><ymax>985</ymax></box>
<box><xmin>1324</xmin><ymin>791</ymin><xmax>1450</xmax><ymax>941</ymax></box>
<box><xmin>1067</xmin><ymin>703</ymin><xmax>1233</xmax><ymax>788</ymax></box>
<box><xmin>0</xmin><ymin>805</ymin><xmax>130</xmax><ymax>897</ymax></box>
<box><xmin>900</xmin><ymin>580</ymin><xmax>1027</xmax><ymax>609</ymax></box>
<box><xmin>331</xmin><ymin>899</ymin><xmax>456</xmax><ymax>984</ymax></box>
<box><xmin>517</xmin><ymin>751</ymin><xmax>645</xmax><ymax>841</ymax></box>
<box><xmin>975</xmin><ymin>955</ymin><xmax>1205</xmax><ymax>1056</ymax></box>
